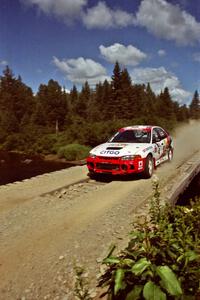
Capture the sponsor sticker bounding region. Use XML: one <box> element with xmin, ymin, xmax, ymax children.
<box><xmin>138</xmin><ymin>160</ymin><xmax>143</xmax><ymax>170</ymax></box>
<box><xmin>100</xmin><ymin>150</ymin><xmax>120</xmax><ymax>155</ymax></box>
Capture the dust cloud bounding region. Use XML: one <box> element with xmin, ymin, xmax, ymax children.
<box><xmin>172</xmin><ymin>120</ymin><xmax>200</xmax><ymax>165</ymax></box>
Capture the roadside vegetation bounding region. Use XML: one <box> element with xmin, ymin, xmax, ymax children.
<box><xmin>74</xmin><ymin>180</ymin><xmax>200</xmax><ymax>300</ymax></box>
<box><xmin>0</xmin><ymin>64</ymin><xmax>199</xmax><ymax>160</ymax></box>
<box><xmin>57</xmin><ymin>144</ymin><xmax>91</xmax><ymax>161</ymax></box>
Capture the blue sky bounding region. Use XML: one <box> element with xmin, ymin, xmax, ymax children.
<box><xmin>0</xmin><ymin>0</ymin><xmax>200</xmax><ymax>104</ymax></box>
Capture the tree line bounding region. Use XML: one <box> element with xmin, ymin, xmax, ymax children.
<box><xmin>0</xmin><ymin>63</ymin><xmax>199</xmax><ymax>154</ymax></box>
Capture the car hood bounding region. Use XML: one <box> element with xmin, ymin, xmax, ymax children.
<box><xmin>90</xmin><ymin>142</ymin><xmax>151</xmax><ymax>158</ymax></box>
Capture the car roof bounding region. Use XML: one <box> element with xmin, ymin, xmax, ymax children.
<box><xmin>119</xmin><ymin>125</ymin><xmax>154</xmax><ymax>131</ymax></box>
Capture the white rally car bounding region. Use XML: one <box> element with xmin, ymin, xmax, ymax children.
<box><xmin>86</xmin><ymin>125</ymin><xmax>173</xmax><ymax>178</ymax></box>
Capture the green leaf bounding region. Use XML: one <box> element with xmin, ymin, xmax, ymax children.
<box><xmin>125</xmin><ymin>285</ymin><xmax>143</xmax><ymax>300</ymax></box>
<box><xmin>177</xmin><ymin>254</ymin><xmax>184</xmax><ymax>263</ymax></box>
<box><xmin>103</xmin><ymin>257</ymin><xmax>120</xmax><ymax>264</ymax></box>
<box><xmin>184</xmin><ymin>250</ymin><xmax>199</xmax><ymax>262</ymax></box>
<box><xmin>143</xmin><ymin>281</ymin><xmax>166</xmax><ymax>300</ymax></box>
<box><xmin>122</xmin><ymin>258</ymin><xmax>135</xmax><ymax>267</ymax></box>
<box><xmin>156</xmin><ymin>266</ymin><xmax>182</xmax><ymax>296</ymax></box>
<box><xmin>114</xmin><ymin>268</ymin><xmax>125</xmax><ymax>295</ymax></box>
<box><xmin>131</xmin><ymin>258</ymin><xmax>151</xmax><ymax>276</ymax></box>
<box><xmin>129</xmin><ymin>231</ymin><xmax>143</xmax><ymax>239</ymax></box>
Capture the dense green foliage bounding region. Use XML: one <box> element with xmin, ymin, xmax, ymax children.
<box><xmin>98</xmin><ymin>182</ymin><xmax>200</xmax><ymax>299</ymax></box>
<box><xmin>57</xmin><ymin>144</ymin><xmax>91</xmax><ymax>161</ymax></box>
<box><xmin>189</xmin><ymin>90</ymin><xmax>200</xmax><ymax>119</ymax></box>
<box><xmin>0</xmin><ymin>64</ymin><xmax>199</xmax><ymax>156</ymax></box>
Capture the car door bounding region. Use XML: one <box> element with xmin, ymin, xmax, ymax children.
<box><xmin>152</xmin><ymin>128</ymin><xmax>163</xmax><ymax>164</ymax></box>
<box><xmin>155</xmin><ymin>127</ymin><xmax>168</xmax><ymax>157</ymax></box>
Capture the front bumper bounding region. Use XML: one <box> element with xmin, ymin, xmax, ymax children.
<box><xmin>87</xmin><ymin>156</ymin><xmax>145</xmax><ymax>175</ymax></box>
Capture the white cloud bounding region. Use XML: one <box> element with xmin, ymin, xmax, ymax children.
<box><xmin>53</xmin><ymin>56</ymin><xmax>109</xmax><ymax>85</ymax></box>
<box><xmin>22</xmin><ymin>0</ymin><xmax>135</xmax><ymax>28</ymax></box>
<box><xmin>158</xmin><ymin>49</ymin><xmax>166</xmax><ymax>57</ymax></box>
<box><xmin>21</xmin><ymin>0</ymin><xmax>200</xmax><ymax>45</ymax></box>
<box><xmin>99</xmin><ymin>43</ymin><xmax>147</xmax><ymax>66</ymax></box>
<box><xmin>21</xmin><ymin>0</ymin><xmax>87</xmax><ymax>23</ymax></box>
<box><xmin>36</xmin><ymin>68</ymin><xmax>43</xmax><ymax>73</ymax></box>
<box><xmin>170</xmin><ymin>87</ymin><xmax>191</xmax><ymax>103</ymax></box>
<box><xmin>136</xmin><ymin>0</ymin><xmax>200</xmax><ymax>45</ymax></box>
<box><xmin>193</xmin><ymin>52</ymin><xmax>200</xmax><ymax>62</ymax></box>
<box><xmin>130</xmin><ymin>66</ymin><xmax>191</xmax><ymax>103</ymax></box>
<box><xmin>0</xmin><ymin>60</ymin><xmax>8</xmax><ymax>66</ymax></box>
<box><xmin>63</xmin><ymin>87</ymin><xmax>70</xmax><ymax>93</ymax></box>
<box><xmin>82</xmin><ymin>2</ymin><xmax>135</xmax><ymax>29</ymax></box>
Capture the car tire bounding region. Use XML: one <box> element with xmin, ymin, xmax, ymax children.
<box><xmin>88</xmin><ymin>171</ymin><xmax>103</xmax><ymax>181</ymax></box>
<box><xmin>168</xmin><ymin>148</ymin><xmax>173</xmax><ymax>162</ymax></box>
<box><xmin>143</xmin><ymin>155</ymin><xmax>154</xmax><ymax>178</ymax></box>
<box><xmin>88</xmin><ymin>171</ymin><xmax>97</xmax><ymax>180</ymax></box>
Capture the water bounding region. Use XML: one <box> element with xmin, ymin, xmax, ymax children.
<box><xmin>0</xmin><ymin>151</ymin><xmax>74</xmax><ymax>185</ymax></box>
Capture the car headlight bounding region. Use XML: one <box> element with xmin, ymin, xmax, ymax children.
<box><xmin>121</xmin><ymin>155</ymin><xmax>141</xmax><ymax>160</ymax></box>
<box><xmin>89</xmin><ymin>153</ymin><xmax>96</xmax><ymax>159</ymax></box>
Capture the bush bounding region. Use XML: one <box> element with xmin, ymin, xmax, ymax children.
<box><xmin>2</xmin><ymin>133</ymin><xmax>35</xmax><ymax>153</ymax></box>
<box><xmin>32</xmin><ymin>134</ymin><xmax>58</xmax><ymax>154</ymax></box>
<box><xmin>98</xmin><ymin>180</ymin><xmax>200</xmax><ymax>299</ymax></box>
<box><xmin>57</xmin><ymin>143</ymin><xmax>91</xmax><ymax>161</ymax></box>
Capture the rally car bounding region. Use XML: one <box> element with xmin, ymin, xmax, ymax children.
<box><xmin>86</xmin><ymin>125</ymin><xmax>173</xmax><ymax>178</ymax></box>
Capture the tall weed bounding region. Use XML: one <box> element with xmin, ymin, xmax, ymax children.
<box><xmin>98</xmin><ymin>181</ymin><xmax>200</xmax><ymax>299</ymax></box>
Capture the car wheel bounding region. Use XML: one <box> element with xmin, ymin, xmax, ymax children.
<box><xmin>88</xmin><ymin>171</ymin><xmax>97</xmax><ymax>180</ymax></box>
<box><xmin>143</xmin><ymin>155</ymin><xmax>154</xmax><ymax>178</ymax></box>
<box><xmin>168</xmin><ymin>148</ymin><xmax>173</xmax><ymax>162</ymax></box>
<box><xmin>88</xmin><ymin>171</ymin><xmax>103</xmax><ymax>181</ymax></box>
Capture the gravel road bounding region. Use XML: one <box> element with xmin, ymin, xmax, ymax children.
<box><xmin>0</xmin><ymin>122</ymin><xmax>199</xmax><ymax>300</ymax></box>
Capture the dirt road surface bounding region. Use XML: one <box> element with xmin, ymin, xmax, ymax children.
<box><xmin>0</xmin><ymin>122</ymin><xmax>199</xmax><ymax>300</ymax></box>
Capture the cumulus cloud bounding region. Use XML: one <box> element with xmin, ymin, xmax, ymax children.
<box><xmin>99</xmin><ymin>43</ymin><xmax>147</xmax><ymax>66</ymax></box>
<box><xmin>193</xmin><ymin>52</ymin><xmax>200</xmax><ymax>62</ymax></box>
<box><xmin>82</xmin><ymin>2</ymin><xmax>135</xmax><ymax>29</ymax></box>
<box><xmin>22</xmin><ymin>0</ymin><xmax>135</xmax><ymax>28</ymax></box>
<box><xmin>21</xmin><ymin>0</ymin><xmax>200</xmax><ymax>45</ymax></box>
<box><xmin>0</xmin><ymin>60</ymin><xmax>8</xmax><ymax>66</ymax></box>
<box><xmin>53</xmin><ymin>56</ymin><xmax>109</xmax><ymax>85</ymax></box>
<box><xmin>135</xmin><ymin>0</ymin><xmax>200</xmax><ymax>45</ymax></box>
<box><xmin>21</xmin><ymin>0</ymin><xmax>87</xmax><ymax>23</ymax></box>
<box><xmin>130</xmin><ymin>66</ymin><xmax>191</xmax><ymax>103</ymax></box>
<box><xmin>158</xmin><ymin>49</ymin><xmax>166</xmax><ymax>57</ymax></box>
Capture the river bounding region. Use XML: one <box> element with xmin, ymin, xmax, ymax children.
<box><xmin>0</xmin><ymin>151</ymin><xmax>73</xmax><ymax>185</ymax></box>
<box><xmin>1</xmin><ymin>151</ymin><xmax>199</xmax><ymax>202</ymax></box>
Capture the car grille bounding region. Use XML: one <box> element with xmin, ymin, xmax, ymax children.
<box><xmin>96</xmin><ymin>163</ymin><xmax>120</xmax><ymax>170</ymax></box>
<box><xmin>97</xmin><ymin>156</ymin><xmax>120</xmax><ymax>160</ymax></box>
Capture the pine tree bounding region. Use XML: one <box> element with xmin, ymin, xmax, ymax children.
<box><xmin>119</xmin><ymin>68</ymin><xmax>133</xmax><ymax>119</ymax></box>
<box><xmin>158</xmin><ymin>87</ymin><xmax>176</xmax><ymax>121</ymax></box>
<box><xmin>101</xmin><ymin>79</ymin><xmax>113</xmax><ymax>121</ymax></box>
<box><xmin>35</xmin><ymin>80</ymin><xmax>68</xmax><ymax>131</ymax></box>
<box><xmin>189</xmin><ymin>90</ymin><xmax>200</xmax><ymax>119</ymax></box>
<box><xmin>74</xmin><ymin>81</ymin><xmax>90</xmax><ymax>118</ymax></box>
<box><xmin>88</xmin><ymin>82</ymin><xmax>103</xmax><ymax>121</ymax></box>
<box><xmin>110</xmin><ymin>61</ymin><xmax>122</xmax><ymax>119</ymax></box>
<box><xmin>131</xmin><ymin>84</ymin><xmax>146</xmax><ymax>119</ymax></box>
<box><xmin>0</xmin><ymin>66</ymin><xmax>34</xmax><ymax>135</ymax></box>
<box><xmin>70</xmin><ymin>85</ymin><xmax>78</xmax><ymax>114</ymax></box>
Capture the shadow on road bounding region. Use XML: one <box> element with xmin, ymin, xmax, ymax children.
<box><xmin>87</xmin><ymin>172</ymin><xmax>144</xmax><ymax>183</ymax></box>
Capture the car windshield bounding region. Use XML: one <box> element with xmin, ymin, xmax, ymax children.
<box><xmin>109</xmin><ymin>129</ymin><xmax>151</xmax><ymax>143</ymax></box>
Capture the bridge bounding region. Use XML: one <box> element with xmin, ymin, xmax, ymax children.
<box><xmin>0</xmin><ymin>121</ymin><xmax>199</xmax><ymax>300</ymax></box>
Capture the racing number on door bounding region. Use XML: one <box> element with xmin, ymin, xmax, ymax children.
<box><xmin>152</xmin><ymin>129</ymin><xmax>162</xmax><ymax>159</ymax></box>
<box><xmin>155</xmin><ymin>127</ymin><xmax>168</xmax><ymax>156</ymax></box>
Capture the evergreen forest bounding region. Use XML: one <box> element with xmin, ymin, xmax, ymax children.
<box><xmin>0</xmin><ymin>63</ymin><xmax>199</xmax><ymax>157</ymax></box>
